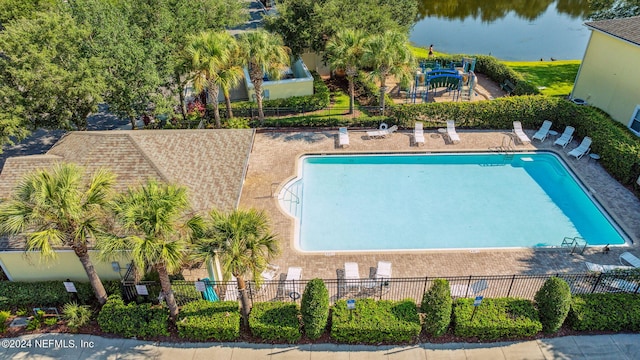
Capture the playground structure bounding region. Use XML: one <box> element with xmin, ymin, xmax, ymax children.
<box><xmin>407</xmin><ymin>57</ymin><xmax>477</xmax><ymax>103</ymax></box>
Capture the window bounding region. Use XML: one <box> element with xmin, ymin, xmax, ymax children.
<box><xmin>630</xmin><ymin>105</ymin><xmax>640</xmax><ymax>136</ymax></box>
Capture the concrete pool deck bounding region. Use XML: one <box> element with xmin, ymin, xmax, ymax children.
<box><xmin>223</xmin><ymin>128</ymin><xmax>640</xmax><ymax>280</ymax></box>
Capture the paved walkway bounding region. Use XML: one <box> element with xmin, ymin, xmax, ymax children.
<box><xmin>1</xmin><ymin>333</ymin><xmax>638</xmax><ymax>359</ymax></box>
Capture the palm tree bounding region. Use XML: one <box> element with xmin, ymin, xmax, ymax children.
<box><xmin>363</xmin><ymin>30</ymin><xmax>415</xmax><ymax>113</ymax></box>
<box><xmin>0</xmin><ymin>163</ymin><xmax>115</xmax><ymax>305</ymax></box>
<box><xmin>98</xmin><ymin>180</ymin><xmax>200</xmax><ymax>319</ymax></box>
<box><xmin>325</xmin><ymin>29</ymin><xmax>368</xmax><ymax>114</ymax></box>
<box><xmin>218</xmin><ymin>37</ymin><xmax>245</xmax><ymax>120</ymax></box>
<box><xmin>185</xmin><ymin>31</ymin><xmax>239</xmax><ymax>128</ymax></box>
<box><xmin>238</xmin><ymin>30</ymin><xmax>290</xmax><ymax>123</ymax></box>
<box><xmin>191</xmin><ymin>208</ymin><xmax>280</xmax><ymax>327</ymax></box>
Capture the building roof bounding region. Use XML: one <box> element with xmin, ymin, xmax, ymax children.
<box><xmin>585</xmin><ymin>16</ymin><xmax>640</xmax><ymax>46</ymax></box>
<box><xmin>0</xmin><ymin>129</ymin><xmax>255</xmax><ymax>250</ymax></box>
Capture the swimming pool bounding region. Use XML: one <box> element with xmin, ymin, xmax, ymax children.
<box><xmin>279</xmin><ymin>153</ymin><xmax>628</xmax><ymax>252</ymax></box>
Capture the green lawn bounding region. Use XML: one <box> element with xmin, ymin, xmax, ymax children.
<box><xmin>501</xmin><ymin>60</ymin><xmax>580</xmax><ymax>96</ymax></box>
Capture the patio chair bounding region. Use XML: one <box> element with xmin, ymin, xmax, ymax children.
<box><xmin>224</xmin><ymin>276</ymin><xmax>239</xmax><ymax>301</ymax></box>
<box><xmin>343</xmin><ymin>262</ymin><xmax>361</xmax><ymax>292</ymax></box>
<box><xmin>282</xmin><ymin>267</ymin><xmax>302</xmax><ymax>299</ymax></box>
<box><xmin>450</xmin><ymin>279</ymin><xmax>489</xmax><ymax>298</ymax></box>
<box><xmin>585</xmin><ymin>261</ymin><xmax>634</xmax><ymax>273</ymax></box>
<box><xmin>532</xmin><ymin>120</ymin><xmax>553</xmax><ymax>142</ymax></box>
<box><xmin>512</xmin><ymin>121</ymin><xmax>531</xmax><ymax>144</ymax></box>
<box><xmin>553</xmin><ymin>126</ymin><xmax>575</xmax><ymax>148</ymax></box>
<box><xmin>338</xmin><ymin>127</ymin><xmax>350</xmax><ymax>148</ymax></box>
<box><xmin>261</xmin><ymin>263</ymin><xmax>280</xmax><ymax>281</ymax></box>
<box><xmin>375</xmin><ymin>261</ymin><xmax>392</xmax><ymax>281</ymax></box>
<box><xmin>446</xmin><ymin>120</ymin><xmax>460</xmax><ymax>143</ymax></box>
<box><xmin>620</xmin><ymin>252</ymin><xmax>640</xmax><ymax>268</ymax></box>
<box><xmin>414</xmin><ymin>122</ymin><xmax>425</xmax><ymax>146</ymax></box>
<box><xmin>567</xmin><ymin>136</ymin><xmax>592</xmax><ymax>160</ymax></box>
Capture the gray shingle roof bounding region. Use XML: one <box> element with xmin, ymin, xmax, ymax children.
<box><xmin>585</xmin><ymin>16</ymin><xmax>640</xmax><ymax>46</ymax></box>
<box><xmin>0</xmin><ymin>129</ymin><xmax>255</xmax><ymax>250</ymax></box>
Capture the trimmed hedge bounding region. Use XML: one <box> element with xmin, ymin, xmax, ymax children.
<box><xmin>389</xmin><ymin>96</ymin><xmax>640</xmax><ymax>188</ymax></box>
<box><xmin>97</xmin><ymin>295</ymin><xmax>169</xmax><ymax>338</ymax></box>
<box><xmin>568</xmin><ymin>293</ymin><xmax>640</xmax><ymax>332</ymax></box>
<box><xmin>535</xmin><ymin>277</ymin><xmax>572</xmax><ymax>334</ymax></box>
<box><xmin>0</xmin><ymin>280</ymin><xmax>121</xmax><ymax>310</ymax></box>
<box><xmin>258</xmin><ymin>115</ymin><xmax>392</xmax><ymax>128</ymax></box>
<box><xmin>453</xmin><ymin>298</ymin><xmax>542</xmax><ymax>340</ymax></box>
<box><xmin>301</xmin><ymin>278</ymin><xmax>330</xmax><ymax>340</ymax></box>
<box><xmin>249</xmin><ymin>301</ymin><xmax>301</xmax><ymax>343</ymax></box>
<box><xmin>421</xmin><ymin>279</ymin><xmax>452</xmax><ymax>337</ymax></box>
<box><xmin>331</xmin><ymin>299</ymin><xmax>421</xmax><ymax>344</ymax></box>
<box><xmin>177</xmin><ymin>300</ymin><xmax>240</xmax><ymax>341</ymax></box>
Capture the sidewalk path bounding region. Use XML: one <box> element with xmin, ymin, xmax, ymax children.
<box><xmin>1</xmin><ymin>333</ymin><xmax>638</xmax><ymax>359</ymax></box>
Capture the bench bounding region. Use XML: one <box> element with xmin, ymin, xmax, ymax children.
<box><xmin>500</xmin><ymin>79</ymin><xmax>516</xmax><ymax>95</ymax></box>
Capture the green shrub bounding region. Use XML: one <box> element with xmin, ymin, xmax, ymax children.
<box><xmin>249</xmin><ymin>301</ymin><xmax>301</xmax><ymax>343</ymax></box>
<box><xmin>177</xmin><ymin>300</ymin><xmax>240</xmax><ymax>341</ymax></box>
<box><xmin>26</xmin><ymin>310</ymin><xmax>45</xmax><ymax>331</ymax></box>
<box><xmin>44</xmin><ymin>317</ymin><xmax>58</xmax><ymax>326</ymax></box>
<box><xmin>63</xmin><ymin>302</ymin><xmax>92</xmax><ymax>332</ymax></box>
<box><xmin>0</xmin><ymin>310</ymin><xmax>10</xmax><ymax>333</ymax></box>
<box><xmin>534</xmin><ymin>277</ymin><xmax>571</xmax><ymax>333</ymax></box>
<box><xmin>97</xmin><ymin>295</ymin><xmax>169</xmax><ymax>338</ymax></box>
<box><xmin>256</xmin><ymin>115</ymin><xmax>393</xmax><ymax>128</ymax></box>
<box><xmin>0</xmin><ymin>281</ymin><xmax>121</xmax><ymax>310</ymax></box>
<box><xmin>301</xmin><ymin>278</ymin><xmax>330</xmax><ymax>339</ymax></box>
<box><xmin>331</xmin><ymin>299</ymin><xmax>421</xmax><ymax>344</ymax></box>
<box><xmin>453</xmin><ymin>298</ymin><xmax>542</xmax><ymax>340</ymax></box>
<box><xmin>421</xmin><ymin>279</ymin><xmax>452</xmax><ymax>337</ymax></box>
<box><xmin>568</xmin><ymin>293</ymin><xmax>640</xmax><ymax>332</ymax></box>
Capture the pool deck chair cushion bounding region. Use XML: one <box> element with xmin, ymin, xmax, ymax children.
<box><xmin>532</xmin><ymin>120</ymin><xmax>552</xmax><ymax>142</ymax></box>
<box><xmin>338</xmin><ymin>127</ymin><xmax>349</xmax><ymax>148</ymax></box>
<box><xmin>344</xmin><ymin>262</ymin><xmax>361</xmax><ymax>291</ymax></box>
<box><xmin>283</xmin><ymin>266</ymin><xmax>302</xmax><ymax>297</ymax></box>
<box><xmin>620</xmin><ymin>252</ymin><xmax>640</xmax><ymax>268</ymax></box>
<box><xmin>367</xmin><ymin>125</ymin><xmax>398</xmax><ymax>139</ymax></box>
<box><xmin>446</xmin><ymin>120</ymin><xmax>460</xmax><ymax>143</ymax></box>
<box><xmin>261</xmin><ymin>263</ymin><xmax>280</xmax><ymax>281</ymax></box>
<box><xmin>585</xmin><ymin>261</ymin><xmax>634</xmax><ymax>273</ymax></box>
<box><xmin>414</xmin><ymin>122</ymin><xmax>425</xmax><ymax>146</ymax></box>
<box><xmin>450</xmin><ymin>279</ymin><xmax>489</xmax><ymax>298</ymax></box>
<box><xmin>568</xmin><ymin>136</ymin><xmax>592</xmax><ymax>160</ymax></box>
<box><xmin>513</xmin><ymin>121</ymin><xmax>531</xmax><ymax>144</ymax></box>
<box><xmin>554</xmin><ymin>126</ymin><xmax>575</xmax><ymax>148</ymax></box>
<box><xmin>375</xmin><ymin>261</ymin><xmax>392</xmax><ymax>280</ymax></box>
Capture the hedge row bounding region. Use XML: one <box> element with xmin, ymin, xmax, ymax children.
<box><xmin>568</xmin><ymin>293</ymin><xmax>640</xmax><ymax>332</ymax></box>
<box><xmin>249</xmin><ymin>301</ymin><xmax>302</xmax><ymax>343</ymax></box>
<box><xmin>331</xmin><ymin>299</ymin><xmax>421</xmax><ymax>344</ymax></box>
<box><xmin>97</xmin><ymin>295</ymin><xmax>169</xmax><ymax>338</ymax></box>
<box><xmin>177</xmin><ymin>300</ymin><xmax>240</xmax><ymax>341</ymax></box>
<box><xmin>0</xmin><ymin>280</ymin><xmax>121</xmax><ymax>310</ymax></box>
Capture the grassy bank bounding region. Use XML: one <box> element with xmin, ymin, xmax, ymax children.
<box><xmin>502</xmin><ymin>60</ymin><xmax>580</xmax><ymax>96</ymax></box>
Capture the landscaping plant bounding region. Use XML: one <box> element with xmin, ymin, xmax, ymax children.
<box><xmin>301</xmin><ymin>278</ymin><xmax>330</xmax><ymax>339</ymax></box>
<box><xmin>421</xmin><ymin>278</ymin><xmax>452</xmax><ymax>337</ymax></box>
<box><xmin>0</xmin><ymin>310</ymin><xmax>10</xmax><ymax>333</ymax></box>
<box><xmin>249</xmin><ymin>301</ymin><xmax>301</xmax><ymax>343</ymax></box>
<box><xmin>97</xmin><ymin>295</ymin><xmax>169</xmax><ymax>338</ymax></box>
<box><xmin>568</xmin><ymin>293</ymin><xmax>640</xmax><ymax>332</ymax></box>
<box><xmin>453</xmin><ymin>298</ymin><xmax>542</xmax><ymax>340</ymax></box>
<box><xmin>63</xmin><ymin>302</ymin><xmax>92</xmax><ymax>332</ymax></box>
<box><xmin>177</xmin><ymin>300</ymin><xmax>241</xmax><ymax>341</ymax></box>
<box><xmin>534</xmin><ymin>277</ymin><xmax>572</xmax><ymax>333</ymax></box>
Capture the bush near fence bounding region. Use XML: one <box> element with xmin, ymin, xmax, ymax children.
<box><xmin>453</xmin><ymin>298</ymin><xmax>543</xmax><ymax>340</ymax></box>
<box><xmin>97</xmin><ymin>295</ymin><xmax>169</xmax><ymax>338</ymax></box>
<box><xmin>330</xmin><ymin>299</ymin><xmax>421</xmax><ymax>344</ymax></box>
<box><xmin>249</xmin><ymin>301</ymin><xmax>302</xmax><ymax>343</ymax></box>
<box><xmin>568</xmin><ymin>293</ymin><xmax>640</xmax><ymax>332</ymax></box>
<box><xmin>421</xmin><ymin>279</ymin><xmax>452</xmax><ymax>337</ymax></box>
<box><xmin>177</xmin><ymin>300</ymin><xmax>241</xmax><ymax>341</ymax></box>
<box><xmin>0</xmin><ymin>280</ymin><xmax>121</xmax><ymax>310</ymax></box>
<box><xmin>388</xmin><ymin>96</ymin><xmax>640</xmax><ymax>188</ymax></box>
<box><xmin>301</xmin><ymin>278</ymin><xmax>330</xmax><ymax>340</ymax></box>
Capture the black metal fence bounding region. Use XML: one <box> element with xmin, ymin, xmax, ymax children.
<box><xmin>121</xmin><ymin>272</ymin><xmax>640</xmax><ymax>307</ymax></box>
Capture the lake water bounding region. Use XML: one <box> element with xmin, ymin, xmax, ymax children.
<box><xmin>410</xmin><ymin>0</ymin><xmax>592</xmax><ymax>61</ymax></box>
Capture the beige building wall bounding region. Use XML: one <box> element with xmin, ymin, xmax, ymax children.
<box><xmin>301</xmin><ymin>52</ymin><xmax>331</xmax><ymax>76</ymax></box>
<box><xmin>244</xmin><ymin>59</ymin><xmax>314</xmax><ymax>101</ymax></box>
<box><xmin>572</xmin><ymin>30</ymin><xmax>640</xmax><ymax>128</ymax></box>
<box><xmin>0</xmin><ymin>250</ymin><xmax>129</xmax><ymax>282</ymax></box>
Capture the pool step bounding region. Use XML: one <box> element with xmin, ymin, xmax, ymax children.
<box><xmin>279</xmin><ymin>180</ymin><xmax>302</xmax><ymax>218</ymax></box>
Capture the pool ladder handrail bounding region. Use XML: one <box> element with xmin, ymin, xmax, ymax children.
<box><xmin>561</xmin><ymin>236</ymin><xmax>587</xmax><ymax>254</ymax></box>
<box><xmin>271</xmin><ymin>182</ymin><xmax>300</xmax><ymax>204</ymax></box>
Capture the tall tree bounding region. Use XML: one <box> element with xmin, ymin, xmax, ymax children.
<box><xmin>185</xmin><ymin>31</ymin><xmax>242</xmax><ymax>128</ymax></box>
<box><xmin>0</xmin><ymin>163</ymin><xmax>115</xmax><ymax>305</ymax></box>
<box><xmin>99</xmin><ymin>180</ymin><xmax>200</xmax><ymax>319</ymax></box>
<box><xmin>0</xmin><ymin>11</ymin><xmax>106</xmax><ymax>131</ymax></box>
<box><xmin>239</xmin><ymin>30</ymin><xmax>291</xmax><ymax>123</ymax></box>
<box><xmin>363</xmin><ymin>30</ymin><xmax>415</xmax><ymax>113</ymax></box>
<box><xmin>191</xmin><ymin>209</ymin><xmax>280</xmax><ymax>327</ymax></box>
<box><xmin>325</xmin><ymin>29</ymin><xmax>368</xmax><ymax>114</ymax></box>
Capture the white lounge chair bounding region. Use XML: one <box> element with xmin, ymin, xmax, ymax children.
<box><xmin>532</xmin><ymin>120</ymin><xmax>553</xmax><ymax>142</ymax></box>
<box><xmin>446</xmin><ymin>120</ymin><xmax>460</xmax><ymax>144</ymax></box>
<box><xmin>367</xmin><ymin>125</ymin><xmax>397</xmax><ymax>139</ymax></box>
<box><xmin>338</xmin><ymin>127</ymin><xmax>349</xmax><ymax>148</ymax></box>
<box><xmin>343</xmin><ymin>262</ymin><xmax>361</xmax><ymax>292</ymax></box>
<box><xmin>554</xmin><ymin>126</ymin><xmax>575</xmax><ymax>148</ymax></box>
<box><xmin>282</xmin><ymin>266</ymin><xmax>302</xmax><ymax>298</ymax></box>
<box><xmin>261</xmin><ymin>263</ymin><xmax>280</xmax><ymax>281</ymax></box>
<box><xmin>450</xmin><ymin>279</ymin><xmax>489</xmax><ymax>298</ymax></box>
<box><xmin>585</xmin><ymin>262</ymin><xmax>634</xmax><ymax>273</ymax></box>
<box><xmin>224</xmin><ymin>276</ymin><xmax>239</xmax><ymax>301</ymax></box>
<box><xmin>414</xmin><ymin>122</ymin><xmax>425</xmax><ymax>146</ymax></box>
<box><xmin>375</xmin><ymin>261</ymin><xmax>392</xmax><ymax>281</ymax></box>
<box><xmin>620</xmin><ymin>252</ymin><xmax>640</xmax><ymax>268</ymax></box>
<box><xmin>567</xmin><ymin>136</ymin><xmax>592</xmax><ymax>160</ymax></box>
<box><xmin>513</xmin><ymin>121</ymin><xmax>531</xmax><ymax>144</ymax></box>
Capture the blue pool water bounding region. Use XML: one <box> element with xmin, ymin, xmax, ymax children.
<box><xmin>280</xmin><ymin>153</ymin><xmax>627</xmax><ymax>252</ymax></box>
